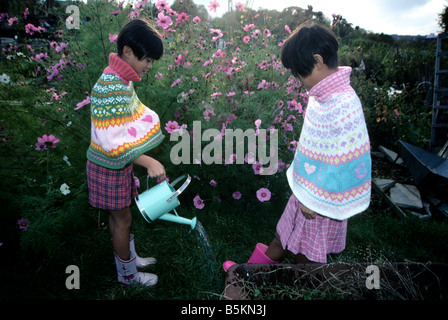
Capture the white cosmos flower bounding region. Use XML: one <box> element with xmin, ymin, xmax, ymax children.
<box><xmin>0</xmin><ymin>73</ymin><xmax>10</xmax><ymax>84</ymax></box>
<box><xmin>60</xmin><ymin>183</ymin><xmax>70</xmax><ymax>195</ymax></box>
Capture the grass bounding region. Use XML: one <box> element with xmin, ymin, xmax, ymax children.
<box><xmin>1</xmin><ymin>162</ymin><xmax>447</xmax><ymax>300</ymax></box>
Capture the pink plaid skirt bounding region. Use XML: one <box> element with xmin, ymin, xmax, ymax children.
<box><xmin>276</xmin><ymin>194</ymin><xmax>347</xmax><ymax>263</ymax></box>
<box><xmin>86</xmin><ymin>160</ymin><xmax>138</xmax><ymax>211</ymax></box>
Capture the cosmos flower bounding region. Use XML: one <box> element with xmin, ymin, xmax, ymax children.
<box><xmin>252</xmin><ymin>162</ymin><xmax>264</xmax><ymax>175</ymax></box>
<box><xmin>155</xmin><ymin>12</ymin><xmax>172</xmax><ymax>30</ymax></box>
<box><xmin>193</xmin><ymin>195</ymin><xmax>205</xmax><ymax>209</ymax></box>
<box><xmin>235</xmin><ymin>2</ymin><xmax>245</xmax><ymax>11</ymax></box>
<box><xmin>60</xmin><ymin>183</ymin><xmax>71</xmax><ymax>195</ymax></box>
<box><xmin>75</xmin><ymin>96</ymin><xmax>90</xmax><ymax>110</ymax></box>
<box><xmin>156</xmin><ymin>0</ymin><xmax>170</xmax><ymax>11</ymax></box>
<box><xmin>35</xmin><ymin>134</ymin><xmax>60</xmax><ymax>151</ymax></box>
<box><xmin>256</xmin><ymin>188</ymin><xmax>271</xmax><ymax>202</ymax></box>
<box><xmin>165</xmin><ymin>121</ymin><xmax>180</xmax><ymax>133</ymax></box>
<box><xmin>17</xmin><ymin>218</ymin><xmax>30</xmax><ymax>231</ymax></box>
<box><xmin>208</xmin><ymin>0</ymin><xmax>220</xmax><ymax>13</ymax></box>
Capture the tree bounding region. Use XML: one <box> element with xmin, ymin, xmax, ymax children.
<box><xmin>171</xmin><ymin>0</ymin><xmax>209</xmax><ymax>21</ymax></box>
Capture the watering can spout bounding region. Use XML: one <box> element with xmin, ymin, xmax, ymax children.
<box><xmin>159</xmin><ymin>213</ymin><xmax>197</xmax><ymax>230</ymax></box>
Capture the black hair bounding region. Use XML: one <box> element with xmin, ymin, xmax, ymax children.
<box><xmin>280</xmin><ymin>22</ymin><xmax>338</xmax><ymax>78</ymax></box>
<box><xmin>117</xmin><ymin>19</ymin><xmax>164</xmax><ymax>61</ymax></box>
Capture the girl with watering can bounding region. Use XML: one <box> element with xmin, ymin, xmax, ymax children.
<box><xmin>86</xmin><ymin>19</ymin><xmax>166</xmax><ymax>286</ymax></box>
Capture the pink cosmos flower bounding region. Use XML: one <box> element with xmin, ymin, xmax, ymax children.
<box><xmin>285</xmin><ymin>25</ymin><xmax>291</xmax><ymax>34</ymax></box>
<box><xmin>256</xmin><ymin>188</ymin><xmax>271</xmax><ymax>202</ymax></box>
<box><xmin>165</xmin><ymin>120</ymin><xmax>180</xmax><ymax>133</ymax></box>
<box><xmin>156</xmin><ymin>0</ymin><xmax>170</xmax><ymax>11</ymax></box>
<box><xmin>109</xmin><ymin>33</ymin><xmax>118</xmax><ymax>43</ymax></box>
<box><xmin>32</xmin><ymin>52</ymin><xmax>48</xmax><ymax>62</ymax></box>
<box><xmin>110</xmin><ymin>9</ymin><xmax>121</xmax><ymax>15</ymax></box>
<box><xmin>17</xmin><ymin>218</ymin><xmax>30</xmax><ymax>231</ymax></box>
<box><xmin>129</xmin><ymin>8</ymin><xmax>139</xmax><ymax>19</ymax></box>
<box><xmin>257</xmin><ymin>80</ymin><xmax>270</xmax><ymax>90</ymax></box>
<box><xmin>210</xmin><ymin>28</ymin><xmax>223</xmax><ymax>42</ymax></box>
<box><xmin>0</xmin><ymin>13</ymin><xmax>8</xmax><ymax>22</ymax></box>
<box><xmin>252</xmin><ymin>162</ymin><xmax>264</xmax><ymax>175</ymax></box>
<box><xmin>203</xmin><ymin>58</ymin><xmax>213</xmax><ymax>67</ymax></box>
<box><xmin>171</xmin><ymin>77</ymin><xmax>182</xmax><ymax>87</ymax></box>
<box><xmin>235</xmin><ymin>2</ymin><xmax>245</xmax><ymax>11</ymax></box>
<box><xmin>175</xmin><ymin>12</ymin><xmax>189</xmax><ymax>25</ymax></box>
<box><xmin>264</xmin><ymin>28</ymin><xmax>271</xmax><ymax>37</ymax></box>
<box><xmin>288</xmin><ymin>140</ymin><xmax>298</xmax><ymax>151</ymax></box>
<box><xmin>211</xmin><ymin>92</ymin><xmax>222</xmax><ymax>99</ymax></box>
<box><xmin>174</xmin><ymin>54</ymin><xmax>185</xmax><ymax>66</ymax></box>
<box><xmin>25</xmin><ymin>23</ymin><xmax>45</xmax><ymax>35</ymax></box>
<box><xmin>213</xmin><ymin>49</ymin><xmax>226</xmax><ymax>58</ymax></box>
<box><xmin>208</xmin><ymin>0</ymin><xmax>220</xmax><ymax>13</ymax></box>
<box><xmin>155</xmin><ymin>12</ymin><xmax>172</xmax><ymax>30</ymax></box>
<box><xmin>193</xmin><ymin>16</ymin><xmax>201</xmax><ymax>23</ymax></box>
<box><xmin>227</xmin><ymin>153</ymin><xmax>237</xmax><ymax>163</ymax></box>
<box><xmin>210</xmin><ymin>180</ymin><xmax>217</xmax><ymax>187</ymax></box>
<box><xmin>193</xmin><ymin>195</ymin><xmax>205</xmax><ymax>209</ymax></box>
<box><xmin>24</xmin><ymin>8</ymin><xmax>29</xmax><ymax>20</ymax></box>
<box><xmin>232</xmin><ymin>191</ymin><xmax>242</xmax><ymax>200</ymax></box>
<box><xmin>55</xmin><ymin>42</ymin><xmax>68</xmax><ymax>53</ymax></box>
<box><xmin>75</xmin><ymin>96</ymin><xmax>90</xmax><ymax>110</ymax></box>
<box><xmin>155</xmin><ymin>72</ymin><xmax>163</xmax><ymax>79</ymax></box>
<box><xmin>243</xmin><ymin>36</ymin><xmax>250</xmax><ymax>44</ymax></box>
<box><xmin>203</xmin><ymin>108</ymin><xmax>215</xmax><ymax>121</ymax></box>
<box><xmin>243</xmin><ymin>24</ymin><xmax>255</xmax><ymax>32</ymax></box>
<box><xmin>35</xmin><ymin>134</ymin><xmax>60</xmax><ymax>151</ymax></box>
<box><xmin>244</xmin><ymin>152</ymin><xmax>255</xmax><ymax>164</ymax></box>
<box><xmin>8</xmin><ymin>17</ymin><xmax>18</xmax><ymax>26</ymax></box>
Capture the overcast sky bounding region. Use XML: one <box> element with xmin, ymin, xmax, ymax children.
<box><xmin>166</xmin><ymin>0</ymin><xmax>446</xmax><ymax>36</ymax></box>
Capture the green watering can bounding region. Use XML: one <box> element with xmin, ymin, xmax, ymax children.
<box><xmin>135</xmin><ymin>174</ymin><xmax>197</xmax><ymax>230</ymax></box>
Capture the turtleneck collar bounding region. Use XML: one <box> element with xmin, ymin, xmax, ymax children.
<box><xmin>104</xmin><ymin>53</ymin><xmax>141</xmax><ymax>84</ymax></box>
<box><xmin>308</xmin><ymin>67</ymin><xmax>352</xmax><ymax>103</ymax></box>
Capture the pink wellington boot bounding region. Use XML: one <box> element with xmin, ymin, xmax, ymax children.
<box><xmin>223</xmin><ymin>243</ymin><xmax>278</xmax><ymax>271</ymax></box>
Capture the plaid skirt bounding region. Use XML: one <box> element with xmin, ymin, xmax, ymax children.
<box><xmin>276</xmin><ymin>194</ymin><xmax>347</xmax><ymax>263</ymax></box>
<box><xmin>86</xmin><ymin>160</ymin><xmax>138</xmax><ymax>211</ymax></box>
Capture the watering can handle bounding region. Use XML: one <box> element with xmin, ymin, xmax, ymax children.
<box><xmin>167</xmin><ymin>174</ymin><xmax>191</xmax><ymax>203</ymax></box>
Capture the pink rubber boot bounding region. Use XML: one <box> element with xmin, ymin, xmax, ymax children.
<box><xmin>223</xmin><ymin>243</ymin><xmax>278</xmax><ymax>271</ymax></box>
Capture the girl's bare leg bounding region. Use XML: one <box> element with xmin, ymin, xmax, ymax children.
<box><xmin>109</xmin><ymin>206</ymin><xmax>132</xmax><ymax>261</ymax></box>
<box><xmin>265</xmin><ymin>232</ymin><xmax>287</xmax><ymax>261</ymax></box>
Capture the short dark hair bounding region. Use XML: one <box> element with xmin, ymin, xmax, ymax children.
<box><xmin>280</xmin><ymin>22</ymin><xmax>338</xmax><ymax>78</ymax></box>
<box><xmin>117</xmin><ymin>19</ymin><xmax>164</xmax><ymax>61</ymax></box>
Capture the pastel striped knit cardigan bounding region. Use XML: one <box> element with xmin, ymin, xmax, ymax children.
<box><xmin>286</xmin><ymin>67</ymin><xmax>371</xmax><ymax>220</ymax></box>
<box><xmin>87</xmin><ymin>53</ymin><xmax>164</xmax><ymax>169</ymax></box>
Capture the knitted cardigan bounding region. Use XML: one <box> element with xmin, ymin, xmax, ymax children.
<box><xmin>286</xmin><ymin>67</ymin><xmax>371</xmax><ymax>220</ymax></box>
<box><xmin>87</xmin><ymin>53</ymin><xmax>164</xmax><ymax>169</ymax></box>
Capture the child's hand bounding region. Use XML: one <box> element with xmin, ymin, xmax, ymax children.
<box><xmin>146</xmin><ymin>158</ymin><xmax>166</xmax><ymax>180</ymax></box>
<box><xmin>133</xmin><ymin>155</ymin><xmax>166</xmax><ymax>180</ymax></box>
<box><xmin>300</xmin><ymin>204</ymin><xmax>317</xmax><ymax>219</ymax></box>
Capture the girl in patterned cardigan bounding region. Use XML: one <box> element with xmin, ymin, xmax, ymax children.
<box><xmin>86</xmin><ymin>19</ymin><xmax>165</xmax><ymax>286</ymax></box>
<box><xmin>224</xmin><ymin>22</ymin><xmax>371</xmax><ymax>270</ymax></box>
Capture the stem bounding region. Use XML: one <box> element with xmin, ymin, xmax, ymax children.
<box><xmin>46</xmin><ymin>148</ymin><xmax>50</xmax><ymax>195</ymax></box>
